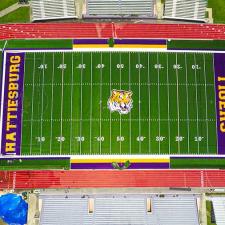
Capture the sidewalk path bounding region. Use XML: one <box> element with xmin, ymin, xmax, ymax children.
<box><xmin>0</xmin><ymin>3</ymin><xmax>29</xmax><ymax>18</ymax></box>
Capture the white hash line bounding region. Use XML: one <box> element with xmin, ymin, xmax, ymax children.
<box><xmin>29</xmin><ymin>53</ymin><xmax>36</xmax><ymax>155</ymax></box>
<box><xmin>212</xmin><ymin>55</ymin><xmax>219</xmax><ymax>154</ymax></box>
<box><xmin>110</xmin><ymin>52</ymin><xmax>112</xmax><ymax>154</ymax></box>
<box><xmin>175</xmin><ymin>53</ymin><xmax>180</xmax><ymax>153</ymax></box>
<box><xmin>60</xmin><ymin>52</ymin><xmax>65</xmax><ymax>154</ymax></box>
<box><xmin>194</xmin><ymin>53</ymin><xmax>200</xmax><ymax>154</ymax></box>
<box><xmin>40</xmin><ymin>52</ymin><xmax>45</xmax><ymax>154</ymax></box>
<box><xmin>119</xmin><ymin>53</ymin><xmax>122</xmax><ymax>154</ymax></box>
<box><xmin>79</xmin><ymin>53</ymin><xmax>83</xmax><ymax>154</ymax></box>
<box><xmin>166</xmin><ymin>53</ymin><xmax>171</xmax><ymax>154</ymax></box>
<box><xmin>129</xmin><ymin>52</ymin><xmax>132</xmax><ymax>154</ymax></box>
<box><xmin>157</xmin><ymin>53</ymin><xmax>161</xmax><ymax>154</ymax></box>
<box><xmin>50</xmin><ymin>53</ymin><xmax>54</xmax><ymax>154</ymax></box>
<box><xmin>24</xmin><ymin>118</ymin><xmax>214</xmax><ymax>122</ymax></box>
<box><xmin>100</xmin><ymin>52</ymin><xmax>103</xmax><ymax>154</ymax></box>
<box><xmin>203</xmin><ymin>54</ymin><xmax>209</xmax><ymax>153</ymax></box>
<box><xmin>70</xmin><ymin>52</ymin><xmax>74</xmax><ymax>155</ymax></box>
<box><xmin>138</xmin><ymin>52</ymin><xmax>141</xmax><ymax>153</ymax></box>
<box><xmin>90</xmin><ymin>52</ymin><xmax>93</xmax><ymax>154</ymax></box>
<box><xmin>148</xmin><ymin>52</ymin><xmax>151</xmax><ymax>153</ymax></box>
<box><xmin>24</xmin><ymin>82</ymin><xmax>214</xmax><ymax>86</ymax></box>
<box><xmin>185</xmin><ymin>53</ymin><xmax>190</xmax><ymax>153</ymax></box>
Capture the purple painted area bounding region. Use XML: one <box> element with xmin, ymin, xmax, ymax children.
<box><xmin>71</xmin><ymin>163</ymin><xmax>169</xmax><ymax>170</ymax></box>
<box><xmin>73</xmin><ymin>39</ymin><xmax>108</xmax><ymax>44</ymax></box>
<box><xmin>114</xmin><ymin>39</ymin><xmax>167</xmax><ymax>45</ymax></box>
<box><xmin>214</xmin><ymin>53</ymin><xmax>225</xmax><ymax>154</ymax></box>
<box><xmin>1</xmin><ymin>52</ymin><xmax>25</xmax><ymax>155</ymax></box>
<box><xmin>169</xmin><ymin>48</ymin><xmax>225</xmax><ymax>51</ymax></box>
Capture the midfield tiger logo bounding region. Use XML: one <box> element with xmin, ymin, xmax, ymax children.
<box><xmin>107</xmin><ymin>89</ymin><xmax>133</xmax><ymax>115</ymax></box>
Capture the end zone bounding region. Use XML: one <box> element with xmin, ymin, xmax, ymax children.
<box><xmin>0</xmin><ymin>52</ymin><xmax>25</xmax><ymax>155</ymax></box>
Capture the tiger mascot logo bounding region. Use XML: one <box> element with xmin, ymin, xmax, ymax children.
<box><xmin>107</xmin><ymin>89</ymin><xmax>133</xmax><ymax>115</ymax></box>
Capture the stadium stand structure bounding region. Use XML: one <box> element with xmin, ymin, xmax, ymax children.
<box><xmin>86</xmin><ymin>0</ymin><xmax>156</xmax><ymax>18</ymax></box>
<box><xmin>31</xmin><ymin>0</ymin><xmax>77</xmax><ymax>21</ymax></box>
<box><xmin>0</xmin><ymin>23</ymin><xmax>225</xmax><ymax>39</ymax></box>
<box><xmin>163</xmin><ymin>0</ymin><xmax>207</xmax><ymax>22</ymax></box>
<box><xmin>211</xmin><ymin>197</ymin><xmax>225</xmax><ymax>225</ymax></box>
<box><xmin>39</xmin><ymin>194</ymin><xmax>199</xmax><ymax>225</ymax></box>
<box><xmin>1</xmin><ymin>170</ymin><xmax>225</xmax><ymax>189</ymax></box>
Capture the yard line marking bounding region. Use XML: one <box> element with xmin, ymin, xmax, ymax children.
<box><xmin>175</xmin><ymin>53</ymin><xmax>180</xmax><ymax>153</ymax></box>
<box><xmin>212</xmin><ymin>55</ymin><xmax>219</xmax><ymax>154</ymax></box>
<box><xmin>29</xmin><ymin>53</ymin><xmax>36</xmax><ymax>155</ymax></box>
<box><xmin>70</xmin><ymin>53</ymin><xmax>74</xmax><ymax>155</ymax></box>
<box><xmin>138</xmin><ymin>52</ymin><xmax>141</xmax><ymax>154</ymax></box>
<box><xmin>166</xmin><ymin>53</ymin><xmax>171</xmax><ymax>154</ymax></box>
<box><xmin>60</xmin><ymin>52</ymin><xmax>65</xmax><ymax>154</ymax></box>
<box><xmin>40</xmin><ymin>52</ymin><xmax>45</xmax><ymax>154</ymax></box>
<box><xmin>203</xmin><ymin>54</ymin><xmax>209</xmax><ymax>153</ymax></box>
<box><xmin>185</xmin><ymin>53</ymin><xmax>190</xmax><ymax>153</ymax></box>
<box><xmin>100</xmin><ymin>52</ymin><xmax>103</xmax><ymax>154</ymax></box>
<box><xmin>119</xmin><ymin>53</ymin><xmax>122</xmax><ymax>154</ymax></box>
<box><xmin>147</xmin><ymin>52</ymin><xmax>151</xmax><ymax>153</ymax></box>
<box><xmin>129</xmin><ymin>52</ymin><xmax>132</xmax><ymax>154</ymax></box>
<box><xmin>79</xmin><ymin>53</ymin><xmax>83</xmax><ymax>154</ymax></box>
<box><xmin>157</xmin><ymin>53</ymin><xmax>161</xmax><ymax>154</ymax></box>
<box><xmin>110</xmin><ymin>52</ymin><xmax>112</xmax><ymax>154</ymax></box>
<box><xmin>90</xmin><ymin>52</ymin><xmax>93</xmax><ymax>154</ymax></box>
<box><xmin>20</xmin><ymin>53</ymin><xmax>26</xmax><ymax>155</ymax></box>
<box><xmin>49</xmin><ymin>53</ymin><xmax>54</xmax><ymax>154</ymax></box>
<box><xmin>194</xmin><ymin>53</ymin><xmax>200</xmax><ymax>154</ymax></box>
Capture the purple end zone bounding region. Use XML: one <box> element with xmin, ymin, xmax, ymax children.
<box><xmin>114</xmin><ymin>39</ymin><xmax>167</xmax><ymax>45</ymax></box>
<box><xmin>214</xmin><ymin>53</ymin><xmax>225</xmax><ymax>154</ymax></box>
<box><xmin>1</xmin><ymin>52</ymin><xmax>25</xmax><ymax>155</ymax></box>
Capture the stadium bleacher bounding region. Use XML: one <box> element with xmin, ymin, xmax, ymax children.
<box><xmin>86</xmin><ymin>0</ymin><xmax>155</xmax><ymax>18</ymax></box>
<box><xmin>164</xmin><ymin>0</ymin><xmax>207</xmax><ymax>22</ymax></box>
<box><xmin>31</xmin><ymin>0</ymin><xmax>77</xmax><ymax>21</ymax></box>
<box><xmin>39</xmin><ymin>194</ymin><xmax>199</xmax><ymax>225</ymax></box>
<box><xmin>211</xmin><ymin>197</ymin><xmax>225</xmax><ymax>225</ymax></box>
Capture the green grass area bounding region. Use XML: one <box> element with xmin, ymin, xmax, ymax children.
<box><xmin>0</xmin><ymin>158</ymin><xmax>70</xmax><ymax>170</ymax></box>
<box><xmin>171</xmin><ymin>158</ymin><xmax>225</xmax><ymax>169</ymax></box>
<box><xmin>0</xmin><ymin>0</ymin><xmax>18</xmax><ymax>11</ymax></box>
<box><xmin>168</xmin><ymin>40</ymin><xmax>225</xmax><ymax>50</ymax></box>
<box><xmin>0</xmin><ymin>7</ymin><xmax>30</xmax><ymax>23</ymax></box>
<box><xmin>206</xmin><ymin>200</ymin><xmax>217</xmax><ymax>225</ymax></box>
<box><xmin>18</xmin><ymin>51</ymin><xmax>217</xmax><ymax>155</ymax></box>
<box><xmin>208</xmin><ymin>0</ymin><xmax>225</xmax><ymax>24</ymax></box>
<box><xmin>5</xmin><ymin>39</ymin><xmax>72</xmax><ymax>49</ymax></box>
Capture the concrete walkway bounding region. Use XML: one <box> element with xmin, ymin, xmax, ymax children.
<box><xmin>0</xmin><ymin>3</ymin><xmax>29</xmax><ymax>18</ymax></box>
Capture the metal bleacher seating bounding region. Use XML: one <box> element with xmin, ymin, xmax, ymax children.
<box><xmin>86</xmin><ymin>0</ymin><xmax>155</xmax><ymax>18</ymax></box>
<box><xmin>31</xmin><ymin>0</ymin><xmax>77</xmax><ymax>21</ymax></box>
<box><xmin>164</xmin><ymin>0</ymin><xmax>207</xmax><ymax>22</ymax></box>
<box><xmin>39</xmin><ymin>194</ymin><xmax>199</xmax><ymax>225</ymax></box>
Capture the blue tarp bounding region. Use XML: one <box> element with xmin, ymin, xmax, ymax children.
<box><xmin>0</xmin><ymin>193</ymin><xmax>28</xmax><ymax>225</ymax></box>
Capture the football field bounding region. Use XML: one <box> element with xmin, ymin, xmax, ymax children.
<box><xmin>1</xmin><ymin>50</ymin><xmax>221</xmax><ymax>155</ymax></box>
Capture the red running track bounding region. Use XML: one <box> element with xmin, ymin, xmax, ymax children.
<box><xmin>1</xmin><ymin>23</ymin><xmax>225</xmax><ymax>40</ymax></box>
<box><xmin>0</xmin><ymin>170</ymin><xmax>225</xmax><ymax>189</ymax></box>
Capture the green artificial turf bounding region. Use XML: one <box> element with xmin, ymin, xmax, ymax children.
<box><xmin>0</xmin><ymin>7</ymin><xmax>30</xmax><ymax>23</ymax></box>
<box><xmin>0</xmin><ymin>0</ymin><xmax>18</xmax><ymax>11</ymax></box>
<box><xmin>171</xmin><ymin>158</ymin><xmax>225</xmax><ymax>169</ymax></box>
<box><xmin>208</xmin><ymin>0</ymin><xmax>225</xmax><ymax>24</ymax></box>
<box><xmin>206</xmin><ymin>200</ymin><xmax>217</xmax><ymax>225</ymax></box>
<box><xmin>15</xmin><ymin>51</ymin><xmax>217</xmax><ymax>155</ymax></box>
<box><xmin>0</xmin><ymin>158</ymin><xmax>70</xmax><ymax>170</ymax></box>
